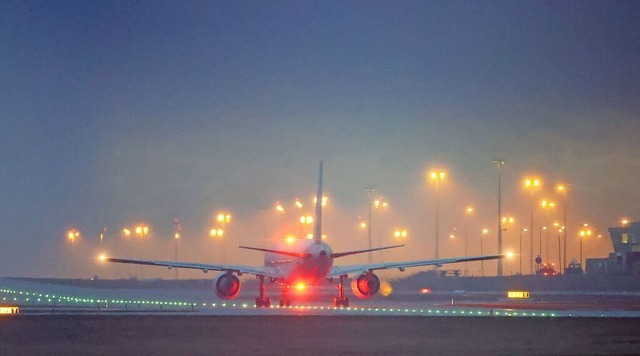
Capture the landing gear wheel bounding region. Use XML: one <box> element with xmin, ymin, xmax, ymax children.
<box><xmin>279</xmin><ymin>299</ymin><xmax>291</xmax><ymax>307</ymax></box>
<box><xmin>256</xmin><ymin>298</ymin><xmax>271</xmax><ymax>308</ymax></box>
<box><xmin>331</xmin><ymin>275</ymin><xmax>350</xmax><ymax>307</ymax></box>
<box><xmin>255</xmin><ymin>275</ymin><xmax>271</xmax><ymax>308</ymax></box>
<box><xmin>333</xmin><ymin>297</ymin><xmax>349</xmax><ymax>308</ymax></box>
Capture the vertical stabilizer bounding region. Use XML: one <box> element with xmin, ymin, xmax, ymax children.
<box><xmin>313</xmin><ymin>161</ymin><xmax>323</xmax><ymax>243</ymax></box>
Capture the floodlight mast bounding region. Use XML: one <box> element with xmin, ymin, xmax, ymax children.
<box><xmin>493</xmin><ymin>159</ymin><xmax>506</xmax><ymax>277</ymax></box>
<box><xmin>364</xmin><ymin>187</ymin><xmax>375</xmax><ymax>264</ymax></box>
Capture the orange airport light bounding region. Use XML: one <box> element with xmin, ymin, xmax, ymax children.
<box><xmin>313</xmin><ymin>196</ymin><xmax>328</xmax><ymax>206</ymax></box>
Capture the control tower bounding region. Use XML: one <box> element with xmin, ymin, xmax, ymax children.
<box><xmin>601</xmin><ymin>222</ymin><xmax>640</xmax><ymax>274</ymax></box>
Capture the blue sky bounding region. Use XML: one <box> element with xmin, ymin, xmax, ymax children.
<box><xmin>1</xmin><ymin>1</ymin><xmax>639</xmax><ymax>277</ymax></box>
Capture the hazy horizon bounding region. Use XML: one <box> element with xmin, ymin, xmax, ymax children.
<box><xmin>1</xmin><ymin>1</ymin><xmax>638</xmax><ymax>278</ymax></box>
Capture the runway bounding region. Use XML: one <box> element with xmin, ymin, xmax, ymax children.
<box><xmin>3</xmin><ymin>278</ymin><xmax>640</xmax><ymax>354</ymax></box>
<box><xmin>3</xmin><ymin>277</ymin><xmax>640</xmax><ymax>318</ymax></box>
<box><xmin>3</xmin><ymin>314</ymin><xmax>640</xmax><ymax>355</ymax></box>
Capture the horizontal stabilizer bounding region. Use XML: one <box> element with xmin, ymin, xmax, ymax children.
<box><xmin>332</xmin><ymin>244</ymin><xmax>405</xmax><ymax>258</ymax></box>
<box><xmin>239</xmin><ymin>246</ymin><xmax>311</xmax><ymax>259</ymax></box>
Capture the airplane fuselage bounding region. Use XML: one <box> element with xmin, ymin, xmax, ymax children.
<box><xmin>264</xmin><ymin>239</ymin><xmax>333</xmax><ymax>284</ymax></box>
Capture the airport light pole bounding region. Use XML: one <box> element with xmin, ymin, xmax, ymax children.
<box><xmin>546</xmin><ymin>225</ymin><xmax>550</xmax><ymax>264</ymax></box>
<box><xmin>553</xmin><ymin>223</ymin><xmax>564</xmax><ymax>273</ymax></box>
<box><xmin>538</xmin><ymin>226</ymin><xmax>547</xmax><ymax>269</ymax></box>
<box><xmin>373</xmin><ymin>196</ymin><xmax>389</xmax><ymax>249</ymax></box>
<box><xmin>480</xmin><ymin>228</ymin><xmax>489</xmax><ymax>276</ymax></box>
<box><xmin>448</xmin><ymin>231</ymin><xmax>457</xmax><ymax>258</ymax></box>
<box><xmin>579</xmin><ymin>224</ymin><xmax>592</xmax><ymax>269</ymax></box>
<box><xmin>493</xmin><ymin>159</ymin><xmax>505</xmax><ymax>276</ymax></box>
<box><xmin>429</xmin><ymin>171</ymin><xmax>447</xmax><ymax>261</ymax></box>
<box><xmin>501</xmin><ymin>215</ymin><xmax>514</xmax><ymax>274</ymax></box>
<box><xmin>361</xmin><ymin>187</ymin><xmax>389</xmax><ymax>263</ymax></box>
<box><xmin>173</xmin><ymin>218</ymin><xmax>181</xmax><ymax>279</ymax></box>
<box><xmin>557</xmin><ymin>184</ymin><xmax>569</xmax><ymax>270</ymax></box>
<box><xmin>216</xmin><ymin>212</ymin><xmax>231</xmax><ymax>264</ymax></box>
<box><xmin>364</xmin><ymin>187</ymin><xmax>375</xmax><ymax>263</ymax></box>
<box><xmin>464</xmin><ymin>206</ymin><xmax>474</xmax><ymax>276</ymax></box>
<box><xmin>524</xmin><ymin>178</ymin><xmax>541</xmax><ymax>274</ymax></box>
<box><xmin>519</xmin><ymin>227</ymin><xmax>527</xmax><ymax>275</ymax></box>
<box><xmin>540</xmin><ymin>200</ymin><xmax>555</xmax><ymax>263</ymax></box>
<box><xmin>133</xmin><ymin>224</ymin><xmax>149</xmax><ymax>278</ymax></box>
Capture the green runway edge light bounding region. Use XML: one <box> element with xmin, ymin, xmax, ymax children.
<box><xmin>0</xmin><ymin>288</ymin><xmax>573</xmax><ymax>318</ymax></box>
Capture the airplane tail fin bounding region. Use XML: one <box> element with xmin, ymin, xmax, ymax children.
<box><xmin>313</xmin><ymin>161</ymin><xmax>323</xmax><ymax>243</ymax></box>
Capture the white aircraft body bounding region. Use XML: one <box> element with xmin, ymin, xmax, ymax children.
<box><xmin>103</xmin><ymin>162</ymin><xmax>503</xmax><ymax>307</ymax></box>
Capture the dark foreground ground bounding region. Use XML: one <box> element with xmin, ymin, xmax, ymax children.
<box><xmin>2</xmin><ymin>315</ymin><xmax>640</xmax><ymax>355</ymax></box>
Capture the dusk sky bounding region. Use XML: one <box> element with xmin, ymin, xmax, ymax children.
<box><xmin>2</xmin><ymin>1</ymin><xmax>639</xmax><ymax>278</ymax></box>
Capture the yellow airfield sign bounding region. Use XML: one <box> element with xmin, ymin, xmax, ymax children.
<box><xmin>507</xmin><ymin>291</ymin><xmax>530</xmax><ymax>299</ymax></box>
<box><xmin>0</xmin><ymin>306</ymin><xmax>19</xmax><ymax>314</ymax></box>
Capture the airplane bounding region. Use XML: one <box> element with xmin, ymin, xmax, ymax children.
<box><xmin>100</xmin><ymin>162</ymin><xmax>504</xmax><ymax>308</ymax></box>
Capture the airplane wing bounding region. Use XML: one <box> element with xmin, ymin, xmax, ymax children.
<box><xmin>327</xmin><ymin>254</ymin><xmax>504</xmax><ymax>277</ymax></box>
<box><xmin>102</xmin><ymin>257</ymin><xmax>283</xmax><ymax>279</ymax></box>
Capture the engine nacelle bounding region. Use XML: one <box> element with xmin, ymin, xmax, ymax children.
<box><xmin>350</xmin><ymin>272</ymin><xmax>380</xmax><ymax>299</ymax></box>
<box><xmin>214</xmin><ymin>272</ymin><xmax>241</xmax><ymax>300</ymax></box>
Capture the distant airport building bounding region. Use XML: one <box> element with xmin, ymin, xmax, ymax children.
<box><xmin>586</xmin><ymin>222</ymin><xmax>640</xmax><ymax>274</ymax></box>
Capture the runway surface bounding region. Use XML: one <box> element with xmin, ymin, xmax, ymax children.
<box><xmin>3</xmin><ymin>314</ymin><xmax>640</xmax><ymax>355</ymax></box>
<box><xmin>3</xmin><ymin>277</ymin><xmax>640</xmax><ymax>354</ymax></box>
<box><xmin>3</xmin><ymin>277</ymin><xmax>640</xmax><ymax>318</ymax></box>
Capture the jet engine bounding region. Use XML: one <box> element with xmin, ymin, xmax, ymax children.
<box><xmin>350</xmin><ymin>272</ymin><xmax>380</xmax><ymax>299</ymax></box>
<box><xmin>214</xmin><ymin>272</ymin><xmax>241</xmax><ymax>300</ymax></box>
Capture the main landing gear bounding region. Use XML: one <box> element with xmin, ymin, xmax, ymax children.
<box><xmin>255</xmin><ymin>275</ymin><xmax>271</xmax><ymax>308</ymax></box>
<box><xmin>254</xmin><ymin>276</ymin><xmax>292</xmax><ymax>308</ymax></box>
<box><xmin>279</xmin><ymin>285</ymin><xmax>291</xmax><ymax>307</ymax></box>
<box><xmin>330</xmin><ymin>275</ymin><xmax>349</xmax><ymax>308</ymax></box>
